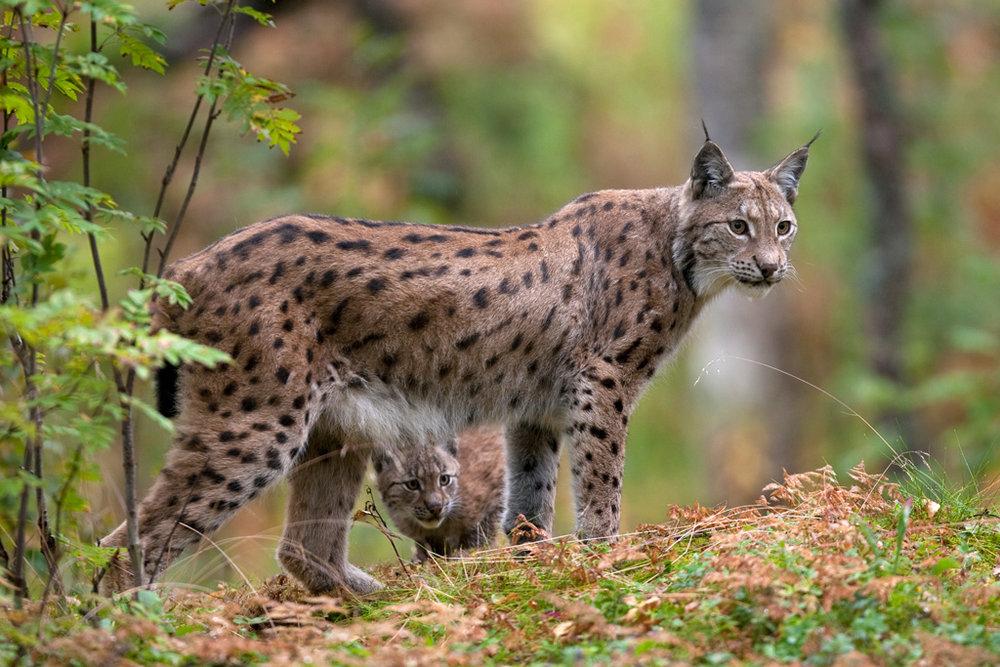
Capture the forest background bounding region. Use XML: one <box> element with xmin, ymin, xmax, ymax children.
<box><xmin>2</xmin><ymin>0</ymin><xmax>998</xmax><ymax>588</ymax></box>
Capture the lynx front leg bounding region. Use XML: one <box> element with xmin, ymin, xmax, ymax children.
<box><xmin>502</xmin><ymin>422</ymin><xmax>561</xmax><ymax>536</ymax></box>
<box><xmin>278</xmin><ymin>427</ymin><xmax>381</xmax><ymax>595</ymax></box>
<box><xmin>568</xmin><ymin>373</ymin><xmax>628</xmax><ymax>541</ymax></box>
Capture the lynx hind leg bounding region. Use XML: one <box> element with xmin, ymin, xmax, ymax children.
<box><xmin>98</xmin><ymin>367</ymin><xmax>314</xmax><ymax>595</ymax></box>
<box><xmin>278</xmin><ymin>426</ymin><xmax>382</xmax><ymax>595</ymax></box>
<box><xmin>502</xmin><ymin>422</ymin><xmax>561</xmax><ymax>537</ymax></box>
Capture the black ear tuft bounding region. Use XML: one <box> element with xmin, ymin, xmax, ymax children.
<box><xmin>690</xmin><ymin>141</ymin><xmax>734</xmax><ymax>199</ymax></box>
<box><xmin>767</xmin><ymin>132</ymin><xmax>818</xmax><ymax>204</ymax></box>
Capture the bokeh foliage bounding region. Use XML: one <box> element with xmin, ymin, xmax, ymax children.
<box><xmin>2</xmin><ymin>0</ymin><xmax>997</xmax><ymax>590</ymax></box>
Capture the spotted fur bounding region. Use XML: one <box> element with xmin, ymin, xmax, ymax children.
<box><xmin>98</xmin><ymin>137</ymin><xmax>812</xmax><ymax>595</ymax></box>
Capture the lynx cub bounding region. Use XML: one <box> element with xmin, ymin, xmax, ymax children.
<box><xmin>375</xmin><ymin>426</ymin><xmax>506</xmax><ymax>561</ymax></box>
<box><xmin>99</xmin><ymin>134</ymin><xmax>812</xmax><ymax>595</ymax></box>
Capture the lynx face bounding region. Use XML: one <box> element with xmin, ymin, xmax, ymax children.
<box><xmin>375</xmin><ymin>438</ymin><xmax>460</xmax><ymax>529</ymax></box>
<box><xmin>674</xmin><ymin>139</ymin><xmax>811</xmax><ymax>299</ymax></box>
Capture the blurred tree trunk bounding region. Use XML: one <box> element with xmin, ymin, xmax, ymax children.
<box><xmin>840</xmin><ymin>0</ymin><xmax>920</xmax><ymax>454</ymax></box>
<box><xmin>692</xmin><ymin>0</ymin><xmax>805</xmax><ymax>502</ymax></box>
<box><xmin>348</xmin><ymin>0</ymin><xmax>464</xmax><ymax>213</ymax></box>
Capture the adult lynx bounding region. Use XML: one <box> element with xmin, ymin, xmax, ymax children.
<box><xmin>100</xmin><ymin>134</ymin><xmax>812</xmax><ymax>594</ymax></box>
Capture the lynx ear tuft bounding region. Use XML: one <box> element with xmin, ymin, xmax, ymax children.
<box><xmin>690</xmin><ymin>141</ymin><xmax>734</xmax><ymax>199</ymax></box>
<box><xmin>767</xmin><ymin>131</ymin><xmax>819</xmax><ymax>204</ymax></box>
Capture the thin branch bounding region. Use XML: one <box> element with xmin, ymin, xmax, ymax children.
<box><xmin>117</xmin><ymin>0</ymin><xmax>237</xmax><ymax>591</ymax></box>
<box><xmin>38</xmin><ymin>2</ymin><xmax>71</xmax><ymax>120</ymax></box>
<box><xmin>37</xmin><ymin>441</ymin><xmax>83</xmax><ymax>630</ymax></box>
<box><xmin>16</xmin><ymin>10</ymin><xmax>43</xmax><ymax>309</ymax></box>
<box><xmin>10</xmin><ymin>405</ymin><xmax>32</xmax><ymax>606</ymax></box>
<box><xmin>363</xmin><ymin>487</ymin><xmax>414</xmax><ymax>584</ymax></box>
<box><xmin>8</xmin><ymin>11</ymin><xmax>43</xmax><ymax>610</ymax></box>
<box><xmin>83</xmin><ymin>19</ymin><xmax>109</xmax><ymax>311</ymax></box>
<box><xmin>10</xmin><ymin>5</ymin><xmax>72</xmax><ymax>607</ymax></box>
<box><xmin>0</xmin><ymin>16</ymin><xmax>18</xmax><ymax>597</ymax></box>
<box><xmin>156</xmin><ymin>99</ymin><xmax>221</xmax><ymax>277</ymax></box>
<box><xmin>140</xmin><ymin>0</ymin><xmax>236</xmax><ymax>286</ymax></box>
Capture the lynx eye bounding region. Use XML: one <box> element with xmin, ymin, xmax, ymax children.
<box><xmin>728</xmin><ymin>219</ymin><xmax>749</xmax><ymax>236</ymax></box>
<box><xmin>439</xmin><ymin>474</ymin><xmax>453</xmax><ymax>487</ymax></box>
<box><xmin>403</xmin><ymin>479</ymin><xmax>421</xmax><ymax>491</ymax></box>
<box><xmin>776</xmin><ymin>220</ymin><xmax>792</xmax><ymax>235</ymax></box>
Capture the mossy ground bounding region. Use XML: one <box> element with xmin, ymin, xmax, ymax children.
<box><xmin>3</xmin><ymin>463</ymin><xmax>998</xmax><ymax>665</ymax></box>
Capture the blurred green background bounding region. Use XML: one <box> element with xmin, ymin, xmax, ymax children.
<box><xmin>59</xmin><ymin>0</ymin><xmax>998</xmax><ymax>585</ymax></box>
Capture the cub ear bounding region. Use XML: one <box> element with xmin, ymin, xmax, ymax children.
<box><xmin>766</xmin><ymin>131</ymin><xmax>819</xmax><ymax>204</ymax></box>
<box><xmin>690</xmin><ymin>141</ymin><xmax>735</xmax><ymax>199</ymax></box>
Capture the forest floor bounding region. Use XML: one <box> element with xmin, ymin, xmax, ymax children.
<box><xmin>3</xmin><ymin>463</ymin><xmax>999</xmax><ymax>665</ymax></box>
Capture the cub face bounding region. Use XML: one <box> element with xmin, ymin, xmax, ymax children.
<box><xmin>374</xmin><ymin>437</ymin><xmax>460</xmax><ymax>529</ymax></box>
<box><xmin>676</xmin><ymin>136</ymin><xmax>814</xmax><ymax>299</ymax></box>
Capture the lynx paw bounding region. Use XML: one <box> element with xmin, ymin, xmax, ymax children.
<box><xmin>95</xmin><ymin>549</ymin><xmax>137</xmax><ymax>597</ymax></box>
<box><xmin>342</xmin><ymin>563</ymin><xmax>384</xmax><ymax>595</ymax></box>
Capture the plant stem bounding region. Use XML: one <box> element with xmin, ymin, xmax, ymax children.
<box><xmin>9</xmin><ymin>4</ymin><xmax>72</xmax><ymax>606</ymax></box>
<box><xmin>84</xmin><ymin>19</ymin><xmax>109</xmax><ymax>311</ymax></box>
<box><xmin>119</xmin><ymin>0</ymin><xmax>238</xmax><ymax>592</ymax></box>
<box><xmin>0</xmin><ymin>16</ymin><xmax>16</xmax><ymax>592</ymax></box>
<box><xmin>155</xmin><ymin>0</ymin><xmax>237</xmax><ymax>278</ymax></box>
<box><xmin>156</xmin><ymin>99</ymin><xmax>221</xmax><ymax>277</ymax></box>
<box><xmin>10</xmin><ymin>403</ymin><xmax>32</xmax><ymax>607</ymax></box>
<box><xmin>141</xmin><ymin>0</ymin><xmax>236</xmax><ymax>287</ymax></box>
<box><xmin>117</xmin><ymin>380</ymin><xmax>144</xmax><ymax>589</ymax></box>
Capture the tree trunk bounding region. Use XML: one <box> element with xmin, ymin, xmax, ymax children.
<box><xmin>692</xmin><ymin>0</ymin><xmax>804</xmax><ymax>502</ymax></box>
<box><xmin>840</xmin><ymin>0</ymin><xmax>919</xmax><ymax>454</ymax></box>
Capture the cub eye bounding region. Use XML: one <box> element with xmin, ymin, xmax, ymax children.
<box><xmin>728</xmin><ymin>219</ymin><xmax>749</xmax><ymax>235</ymax></box>
<box><xmin>776</xmin><ymin>220</ymin><xmax>792</xmax><ymax>235</ymax></box>
<box><xmin>403</xmin><ymin>480</ymin><xmax>421</xmax><ymax>491</ymax></box>
<box><xmin>439</xmin><ymin>474</ymin><xmax>453</xmax><ymax>487</ymax></box>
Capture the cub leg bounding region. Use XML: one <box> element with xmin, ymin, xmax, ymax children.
<box><xmin>277</xmin><ymin>426</ymin><xmax>381</xmax><ymax>595</ymax></box>
<box><xmin>502</xmin><ymin>422</ymin><xmax>561</xmax><ymax>537</ymax></box>
<box><xmin>457</xmin><ymin>510</ymin><xmax>502</xmax><ymax>553</ymax></box>
<box><xmin>568</xmin><ymin>372</ymin><xmax>627</xmax><ymax>541</ymax></box>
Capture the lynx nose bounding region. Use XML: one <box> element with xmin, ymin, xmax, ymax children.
<box><xmin>755</xmin><ymin>257</ymin><xmax>779</xmax><ymax>280</ymax></box>
<box><xmin>425</xmin><ymin>500</ymin><xmax>444</xmax><ymax>518</ymax></box>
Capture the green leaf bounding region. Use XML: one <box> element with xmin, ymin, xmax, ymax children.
<box><xmin>64</xmin><ymin>539</ymin><xmax>119</xmax><ymax>569</ymax></box>
<box><xmin>251</xmin><ymin>106</ymin><xmax>301</xmax><ymax>155</ymax></box>
<box><xmin>125</xmin><ymin>394</ymin><xmax>174</xmax><ymax>434</ymax></box>
<box><xmin>63</xmin><ymin>52</ymin><xmax>126</xmax><ymax>93</ymax></box>
<box><xmin>44</xmin><ymin>113</ymin><xmax>127</xmax><ymax>153</ymax></box>
<box><xmin>118</xmin><ymin>33</ymin><xmax>166</xmax><ymax>75</ymax></box>
<box><xmin>235</xmin><ymin>6</ymin><xmax>275</xmax><ymax>27</ymax></box>
<box><xmin>930</xmin><ymin>557</ymin><xmax>961</xmax><ymax>576</ymax></box>
<box><xmin>117</xmin><ymin>269</ymin><xmax>192</xmax><ymax>308</ymax></box>
<box><xmin>81</xmin><ymin>0</ymin><xmax>142</xmax><ymax>28</ymax></box>
<box><xmin>98</xmin><ymin>209</ymin><xmax>166</xmax><ymax>236</ymax></box>
<box><xmin>233</xmin><ymin>615</ymin><xmax>270</xmax><ymax>626</ymax></box>
<box><xmin>0</xmin><ymin>85</ymin><xmax>36</xmax><ymax>125</ymax></box>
